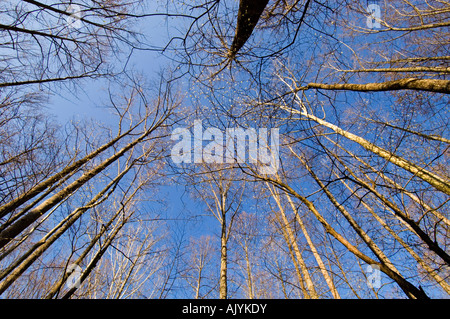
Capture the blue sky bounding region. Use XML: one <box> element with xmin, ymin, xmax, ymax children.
<box><xmin>4</xmin><ymin>0</ymin><xmax>448</xmax><ymax>299</ymax></box>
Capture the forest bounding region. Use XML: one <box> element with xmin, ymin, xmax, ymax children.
<box><xmin>0</xmin><ymin>0</ymin><xmax>449</xmax><ymax>299</ymax></box>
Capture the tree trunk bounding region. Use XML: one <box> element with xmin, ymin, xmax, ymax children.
<box><xmin>0</xmin><ymin>124</ymin><xmax>158</xmax><ymax>249</ymax></box>
<box><xmin>305</xmin><ymin>78</ymin><xmax>450</xmax><ymax>94</ymax></box>
<box><xmin>284</xmin><ymin>193</ymin><xmax>340</xmax><ymax>298</ymax></box>
<box><xmin>323</xmin><ymin>135</ymin><xmax>450</xmax><ymax>228</ymax></box>
<box><xmin>0</xmin><ymin>124</ymin><xmax>137</xmax><ymax>219</ymax></box>
<box><xmin>302</xmin><ymin>112</ymin><xmax>450</xmax><ymax>196</ymax></box>
<box><xmin>0</xmin><ymin>165</ymin><xmax>131</xmax><ymax>294</ymax></box>
<box><xmin>219</xmin><ymin>212</ymin><xmax>228</xmax><ymax>299</ymax></box>
<box><xmin>296</xmin><ymin>151</ymin><xmax>423</xmax><ymax>299</ymax></box>
<box><xmin>268</xmin><ymin>182</ymin><xmax>318</xmax><ymax>299</ymax></box>
<box><xmin>328</xmin><ymin>149</ymin><xmax>450</xmax><ymax>266</ymax></box>
<box><xmin>261</xmin><ymin>174</ymin><xmax>430</xmax><ymax>299</ymax></box>
<box><xmin>337</xmin><ymin>176</ymin><xmax>450</xmax><ymax>294</ymax></box>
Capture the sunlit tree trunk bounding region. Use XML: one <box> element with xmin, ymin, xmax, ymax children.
<box><xmin>284</xmin><ymin>193</ymin><xmax>340</xmax><ymax>298</ymax></box>
<box><xmin>267</xmin><ymin>182</ymin><xmax>318</xmax><ymax>299</ymax></box>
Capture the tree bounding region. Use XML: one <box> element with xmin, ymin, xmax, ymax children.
<box><xmin>187</xmin><ymin>164</ymin><xmax>244</xmax><ymax>299</ymax></box>
<box><xmin>175</xmin><ymin>0</ymin><xmax>449</xmax><ymax>298</ymax></box>
<box><xmin>0</xmin><ymin>80</ymin><xmax>180</xmax><ymax>297</ymax></box>
<box><xmin>2</xmin><ymin>0</ymin><xmax>449</xmax><ymax>299</ymax></box>
<box><xmin>180</xmin><ymin>235</ymin><xmax>217</xmax><ymax>299</ymax></box>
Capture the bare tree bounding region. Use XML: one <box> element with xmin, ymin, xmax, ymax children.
<box><xmin>180</xmin><ymin>235</ymin><xmax>217</xmax><ymax>299</ymax></box>
<box><xmin>0</xmin><ymin>80</ymin><xmax>180</xmax><ymax>297</ymax></box>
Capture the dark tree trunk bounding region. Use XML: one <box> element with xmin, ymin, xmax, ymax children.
<box><xmin>228</xmin><ymin>0</ymin><xmax>270</xmax><ymax>59</ymax></box>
